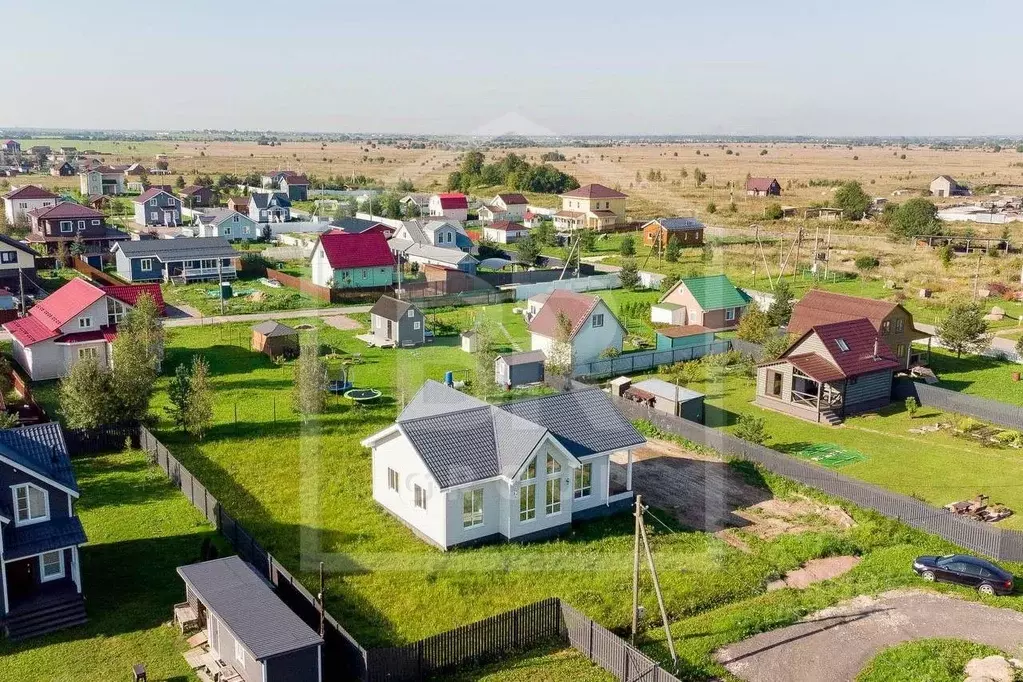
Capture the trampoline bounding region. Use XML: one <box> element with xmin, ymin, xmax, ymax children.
<box><xmin>345</xmin><ymin>388</ymin><xmax>381</xmax><ymax>403</ymax></box>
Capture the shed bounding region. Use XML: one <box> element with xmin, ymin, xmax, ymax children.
<box><xmin>177</xmin><ymin>556</ymin><xmax>323</xmax><ymax>682</ymax></box>
<box><xmin>461</xmin><ymin>330</ymin><xmax>477</xmax><ymax>353</ymax></box>
<box><xmin>495</xmin><ymin>350</ymin><xmax>546</xmax><ymax>389</ymax></box>
<box><xmin>625</xmin><ymin>378</ymin><xmax>705</xmax><ymax>423</ymax></box>
<box><xmin>369</xmin><ymin>295</ymin><xmax>425</xmax><ymax>347</ymax></box>
<box><xmin>650</xmin><ymin>302</ymin><xmax>684</xmax><ymax>325</ymax></box>
<box><xmin>655</xmin><ymin>324</ymin><xmax>716</xmax><ymax>351</ymax></box>
<box><xmin>252</xmin><ymin>321</ymin><xmax>299</xmax><ymax>359</ymax></box>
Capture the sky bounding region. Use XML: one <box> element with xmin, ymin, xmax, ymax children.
<box><xmin>5</xmin><ymin>0</ymin><xmax>1022</xmax><ymax>136</ymax></box>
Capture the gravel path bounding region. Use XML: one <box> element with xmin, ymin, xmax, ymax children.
<box><xmin>716</xmin><ymin>590</ymin><xmax>1023</xmax><ymax>682</ymax></box>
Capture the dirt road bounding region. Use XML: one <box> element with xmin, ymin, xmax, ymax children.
<box><xmin>716</xmin><ymin>590</ymin><xmax>1023</xmax><ymax>682</ymax></box>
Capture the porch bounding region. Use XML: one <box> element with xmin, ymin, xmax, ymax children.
<box><xmin>759</xmin><ymin>362</ymin><xmax>845</xmax><ymax>425</ymax></box>
<box><xmin>164</xmin><ymin>259</ymin><xmax>238</xmax><ymax>284</ymax></box>
<box><xmin>2</xmin><ymin>578</ymin><xmax>87</xmax><ymax>641</ymax></box>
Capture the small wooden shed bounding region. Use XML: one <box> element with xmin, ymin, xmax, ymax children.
<box><xmin>252</xmin><ymin>321</ymin><xmax>300</xmax><ymax>359</ymax></box>
<box><xmin>495</xmin><ymin>350</ymin><xmax>546</xmax><ymax>389</ymax></box>
<box><xmin>461</xmin><ymin>330</ymin><xmax>477</xmax><ymax>353</ymax></box>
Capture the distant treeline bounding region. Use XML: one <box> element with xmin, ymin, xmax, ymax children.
<box><xmin>446</xmin><ymin>151</ymin><xmax>579</xmax><ymax>194</ymax></box>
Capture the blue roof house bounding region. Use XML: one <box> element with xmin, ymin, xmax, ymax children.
<box><xmin>0</xmin><ymin>423</ymin><xmax>88</xmax><ymax>640</ymax></box>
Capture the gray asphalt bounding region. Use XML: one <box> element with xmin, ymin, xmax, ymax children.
<box><xmin>716</xmin><ymin>590</ymin><xmax>1023</xmax><ymax>682</ymax></box>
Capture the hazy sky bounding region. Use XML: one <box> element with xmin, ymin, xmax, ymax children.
<box><xmin>5</xmin><ymin>0</ymin><xmax>1021</xmax><ymax>136</ymax></box>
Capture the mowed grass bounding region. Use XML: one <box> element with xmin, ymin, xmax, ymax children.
<box><xmin>161</xmin><ymin>276</ymin><xmax>325</xmax><ymax>316</ymax></box>
<box><xmin>447</xmin><ymin>642</ymin><xmax>614</xmax><ymax>681</ymax></box>
<box><xmin>0</xmin><ymin>450</ymin><xmax>225</xmax><ymax>681</ymax></box>
<box><xmin>926</xmin><ymin>345</ymin><xmax>1023</xmax><ymax>404</ymax></box>
<box><xmin>856</xmin><ymin>638</ymin><xmax>1005</xmax><ymax>682</ymax></box>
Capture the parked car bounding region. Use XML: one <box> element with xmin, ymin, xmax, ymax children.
<box><xmin>912</xmin><ymin>554</ymin><xmax>1014</xmax><ymax>595</ymax></box>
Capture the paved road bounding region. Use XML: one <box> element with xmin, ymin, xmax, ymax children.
<box><xmin>716</xmin><ymin>590</ymin><xmax>1023</xmax><ymax>682</ymax></box>
<box><xmin>916</xmin><ymin>322</ymin><xmax>1020</xmax><ymax>358</ymax></box>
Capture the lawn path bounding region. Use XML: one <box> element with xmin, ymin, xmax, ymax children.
<box><xmin>495</xmin><ymin>320</ymin><xmax>522</xmax><ymax>351</ymax></box>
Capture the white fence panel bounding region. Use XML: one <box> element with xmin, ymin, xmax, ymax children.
<box><xmin>513</xmin><ymin>274</ymin><xmax>622</xmax><ymax>300</ymax></box>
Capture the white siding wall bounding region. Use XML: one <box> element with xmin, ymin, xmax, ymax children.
<box><xmin>371</xmin><ymin>431</ymin><xmax>447</xmax><ymax>547</ymax></box>
<box><xmin>310</xmin><ymin>243</ymin><xmax>333</xmax><ymax>287</ymax></box>
<box><xmin>569</xmin><ymin>301</ymin><xmax>624</xmax><ymax>365</ymax></box>
<box><xmin>507</xmin><ymin>441</ymin><xmax>575</xmax><ymax>540</ymax></box>
<box><xmin>4</xmin><ymin>197</ymin><xmax>57</xmax><ymax>223</ymax></box>
<box><xmin>443</xmin><ymin>479</ymin><xmax>504</xmax><ymax>546</ymax></box>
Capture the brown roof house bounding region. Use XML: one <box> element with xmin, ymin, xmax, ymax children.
<box><xmin>554</xmin><ymin>184</ymin><xmax>627</xmax><ymax>232</ymax></box>
<box><xmin>745</xmin><ymin>177</ymin><xmax>781</xmax><ymax>197</ymax></box>
<box><xmin>527</xmin><ymin>289</ymin><xmax>625</xmax><ymax>369</ymax></box>
<box><xmin>756</xmin><ymin>317</ymin><xmax>899</xmax><ymax>425</ymax></box>
<box><xmin>788</xmin><ymin>290</ymin><xmax>930</xmax><ymax>370</ymax></box>
<box><xmin>251</xmin><ymin>321</ymin><xmax>299</xmax><ymax>359</ymax></box>
<box><xmin>641</xmin><ymin>218</ymin><xmax>704</xmax><ymax>250</ymax></box>
<box><xmin>228</xmin><ymin>196</ymin><xmax>250</xmax><ymax>213</ymax></box>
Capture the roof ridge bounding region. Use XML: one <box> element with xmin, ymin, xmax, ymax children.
<box><xmin>400</xmin><ymin>403</ymin><xmax>492</xmax><ymax>424</ymax></box>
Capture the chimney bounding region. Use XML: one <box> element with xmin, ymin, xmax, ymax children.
<box><xmin>873</xmin><ymin>338</ymin><xmax>880</xmax><ymax>360</ymax></box>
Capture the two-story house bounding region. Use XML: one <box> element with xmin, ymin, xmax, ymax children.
<box><xmin>361</xmin><ymin>380</ymin><xmax>642</xmax><ymax>549</ymax></box>
<box><xmin>387</xmin><ymin>219</ymin><xmax>479</xmax><ymax>274</ymax></box>
<box><xmin>249</xmin><ymin>192</ymin><xmax>291</xmax><ymax>223</ymax></box>
<box><xmin>4</xmin><ymin>277</ymin><xmax>164</xmax><ymax>380</ymax></box>
<box><xmin>553</xmin><ymin>184</ymin><xmax>628</xmax><ymax>232</ymax></box>
<box><xmin>527</xmin><ymin>289</ymin><xmax>625</xmax><ymax>367</ymax></box>
<box><xmin>111</xmin><ymin>237</ymin><xmax>239</xmax><ymax>284</ymax></box>
<box><xmin>0</xmin><ymin>234</ymin><xmax>37</xmax><ymax>290</ymax></box>
<box><xmin>787</xmin><ymin>290</ymin><xmax>931</xmax><ymax>370</ymax></box>
<box><xmin>50</xmin><ymin>161</ymin><xmax>76</xmax><ymax>177</ymax></box>
<box><xmin>25</xmin><ymin>202</ymin><xmax>129</xmax><ymax>255</ymax></box>
<box><xmin>133</xmin><ymin>187</ymin><xmax>182</xmax><ymax>227</ymax></box>
<box><xmin>0</xmin><ymin>139</ymin><xmax>22</xmax><ymax>165</ymax></box>
<box><xmin>428</xmin><ymin>193</ymin><xmax>468</xmax><ymax>222</ymax></box>
<box><xmin>261</xmin><ymin>171</ymin><xmax>309</xmax><ymax>201</ymax></box>
<box><xmin>478</xmin><ymin>193</ymin><xmax>528</xmax><ymax>224</ymax></box>
<box><xmin>179</xmin><ymin>185</ymin><xmax>215</xmax><ymax>209</ymax></box>
<box><xmin>190</xmin><ymin>209</ymin><xmax>259</xmax><ymax>240</ymax></box>
<box><xmin>3</xmin><ymin>185</ymin><xmax>59</xmax><ymax>224</ymax></box>
<box><xmin>79</xmin><ymin>166</ymin><xmax>125</xmax><ymax>196</ymax></box>
<box><xmin>310</xmin><ymin>231</ymin><xmax>396</xmax><ymax>289</ymax></box>
<box><xmin>0</xmin><ymin>422</ymin><xmax>89</xmax><ymax>640</ymax></box>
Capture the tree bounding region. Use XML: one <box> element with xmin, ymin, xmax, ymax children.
<box><xmin>577</xmin><ymin>229</ymin><xmax>595</xmax><ymax>253</ymax></box>
<box><xmin>515</xmin><ymin>235</ymin><xmax>540</xmax><ymax>265</ymax></box>
<box><xmin>70</xmin><ymin>232</ymin><xmax>86</xmax><ymax>257</ymax></box>
<box><xmin>174</xmin><ymin>175</ymin><xmax>186</xmax><ymax>190</ymax></box>
<box><xmin>55</xmin><ymin>239</ymin><xmax>68</xmax><ymax>268</ymax></box>
<box><xmin>665</xmin><ymin>236</ymin><xmax>681</xmax><ymax>263</ymax></box>
<box><xmin>183</xmin><ymin>355</ymin><xmax>213</xmax><ymax>439</ymax></box>
<box><xmin>761</xmin><ymin>333</ymin><xmax>792</xmax><ymax>361</ymax></box>
<box><xmin>166</xmin><ymin>363</ymin><xmax>191</xmax><ymax>431</ymax></box>
<box><xmin>764</xmin><ymin>203</ymin><xmax>784</xmax><ymax>220</ymax></box>
<box><xmin>693</xmin><ymin>168</ymin><xmax>707</xmax><ymax>187</ymax></box>
<box><xmin>292</xmin><ymin>336</ymin><xmax>327</xmax><ymax>417</ymax></box>
<box><xmin>59</xmin><ymin>359</ymin><xmax>114</xmax><ymax>430</ymax></box>
<box><xmin>734</xmin><ymin>414</ymin><xmax>767</xmax><ymax>445</ymax></box>
<box><xmin>905</xmin><ymin>397</ymin><xmax>918</xmax><ymax>419</ymax></box>
<box><xmin>890</xmin><ymin>198</ymin><xmax>939</xmax><ymax>239</ymax></box>
<box><xmin>618</xmin><ymin>258</ymin><xmax>640</xmax><ymax>290</ymax></box>
<box><xmin>110</xmin><ymin>293</ymin><xmax>163</xmax><ymax>424</ymax></box>
<box><xmin>471</xmin><ymin>318</ymin><xmax>499</xmax><ymax>398</ymax></box>
<box><xmin>767</xmin><ymin>280</ymin><xmax>793</xmax><ymax>326</ymax></box>
<box><xmin>833</xmin><ymin>181</ymin><xmax>871</xmax><ymax>220</ymax></box>
<box><xmin>936</xmin><ymin>300</ymin><xmax>990</xmax><ymax>358</ymax></box>
<box><xmin>379</xmin><ymin>192</ymin><xmax>403</xmax><ymax>219</ymax></box>
<box><xmin>138</xmin><ymin>167</ymin><xmax>149</xmax><ymax>188</ymax></box>
<box><xmin>736</xmin><ymin>306</ymin><xmax>771</xmax><ymax>343</ymax></box>
<box><xmin>619</xmin><ymin>235</ymin><xmax>635</xmax><ymax>257</ymax></box>
<box><xmin>544</xmin><ymin>311</ymin><xmax>576</xmax><ymax>378</ymax></box>
<box><xmin>531</xmin><ymin>222</ymin><xmax>556</xmax><ymax>247</ymax></box>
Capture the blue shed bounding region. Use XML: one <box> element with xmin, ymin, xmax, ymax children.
<box><xmin>655</xmin><ymin>324</ymin><xmax>717</xmax><ymax>351</ymax></box>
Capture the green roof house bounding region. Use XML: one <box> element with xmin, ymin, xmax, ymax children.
<box><xmin>654</xmin><ymin>274</ymin><xmax>751</xmax><ymax>331</ymax></box>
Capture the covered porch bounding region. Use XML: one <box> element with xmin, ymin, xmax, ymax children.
<box><xmin>164</xmin><ymin>258</ymin><xmax>238</xmax><ymax>283</ymax></box>
<box><xmin>757</xmin><ymin>354</ymin><xmax>846</xmax><ymax>425</ymax></box>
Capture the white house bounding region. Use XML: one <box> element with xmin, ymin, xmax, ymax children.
<box><xmin>482</xmin><ymin>220</ymin><xmax>530</xmax><ymax>244</ymax></box>
<box><xmin>3</xmin><ymin>278</ymin><xmax>164</xmax><ymax>380</ymax></box>
<box><xmin>388</xmin><ymin>220</ymin><xmax>475</xmax><ymax>253</ymax></box>
<box><xmin>527</xmin><ymin>289</ymin><xmax>625</xmax><ymax>367</ymax></box>
<box><xmin>190</xmin><ymin>209</ymin><xmax>260</xmax><ymax>240</ymax></box>
<box><xmin>489</xmin><ymin>193</ymin><xmax>528</xmax><ymax>219</ymax></box>
<box><xmin>361</xmin><ymin>380</ymin><xmax>642</xmax><ymax>550</ymax></box>
<box><xmin>930</xmin><ymin>175</ymin><xmax>969</xmax><ymax>198</ymax></box>
<box><xmin>2</xmin><ymin>185</ymin><xmax>59</xmax><ymax>223</ymax></box>
<box><xmin>428</xmin><ymin>193</ymin><xmax>468</xmax><ymax>222</ymax></box>
<box><xmin>79</xmin><ymin>166</ymin><xmax>125</xmax><ymax>196</ymax></box>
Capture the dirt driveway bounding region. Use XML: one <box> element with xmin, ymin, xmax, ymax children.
<box><xmin>716</xmin><ymin>590</ymin><xmax>1023</xmax><ymax>682</ymax></box>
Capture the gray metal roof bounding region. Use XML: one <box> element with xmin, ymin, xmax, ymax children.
<box><xmin>331</xmin><ymin>217</ymin><xmax>385</xmax><ymax>234</ymax></box>
<box><xmin>5</xmin><ymin>515</ymin><xmax>87</xmax><ymax>560</ymax></box>
<box><xmin>198</xmin><ymin>208</ymin><xmax>253</xmax><ymax>227</ymax></box>
<box><xmin>631</xmin><ymin>379</ymin><xmax>705</xmax><ymax>403</ymax></box>
<box><xmin>502</xmin><ymin>389</ymin><xmax>645</xmax><ymax>458</ymax></box>
<box><xmin>652</xmin><ymin>217</ymin><xmax>704</xmax><ymax>231</ymax></box>
<box><xmin>177</xmin><ymin>557</ymin><xmax>322</xmax><ymax>660</ymax></box>
<box><xmin>498</xmin><ymin>350</ymin><xmax>546</xmax><ymax>366</ymax></box>
<box><xmin>392</xmin><ymin>381</ymin><xmax>642</xmax><ymax>488</ymax></box>
<box><xmin>369</xmin><ymin>295</ymin><xmax>418</xmax><ymax>322</ymax></box>
<box><xmin>114</xmin><ymin>237</ymin><xmax>238</xmax><ymax>262</ymax></box>
<box><xmin>0</xmin><ymin>423</ymin><xmax>77</xmax><ymax>492</ymax></box>
<box><xmin>252</xmin><ymin>321</ymin><xmax>297</xmax><ymax>337</ymax></box>
<box><xmin>404</xmin><ymin>243</ymin><xmax>476</xmax><ymax>266</ymax></box>
<box><xmin>250</xmin><ymin>192</ymin><xmax>291</xmax><ymax>209</ymax></box>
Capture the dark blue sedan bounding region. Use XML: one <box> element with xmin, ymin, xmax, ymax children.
<box><xmin>912</xmin><ymin>554</ymin><xmax>1014</xmax><ymax>595</ymax></box>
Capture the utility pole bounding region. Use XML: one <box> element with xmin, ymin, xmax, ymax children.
<box><xmin>639</xmin><ymin>509</ymin><xmax>678</xmax><ymax>668</ymax></box>
<box><xmin>631</xmin><ymin>495</ymin><xmax>642</xmax><ymax>644</ymax></box>
<box><xmin>823</xmin><ymin>227</ymin><xmax>832</xmax><ymax>281</ymax></box>
<box><xmin>17</xmin><ymin>268</ymin><xmax>25</xmax><ymax>317</ymax></box>
<box><xmin>751</xmin><ymin>225</ymin><xmax>758</xmax><ymax>288</ymax></box>
<box><xmin>793</xmin><ymin>227</ymin><xmax>802</xmax><ymax>280</ymax></box>
<box><xmin>217</xmin><ymin>257</ymin><xmax>225</xmax><ymax>315</ymax></box>
<box><xmin>973</xmin><ymin>252</ymin><xmax>981</xmax><ymax>299</ymax></box>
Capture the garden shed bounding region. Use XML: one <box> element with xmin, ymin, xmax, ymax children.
<box><xmin>461</xmin><ymin>330</ymin><xmax>477</xmax><ymax>353</ymax></box>
<box><xmin>495</xmin><ymin>350</ymin><xmax>546</xmax><ymax>389</ymax></box>
<box><xmin>251</xmin><ymin>321</ymin><xmax>300</xmax><ymax>359</ymax></box>
<box><xmin>618</xmin><ymin>377</ymin><xmax>705</xmax><ymax>423</ymax></box>
<box><xmin>655</xmin><ymin>324</ymin><xmax>716</xmax><ymax>351</ymax></box>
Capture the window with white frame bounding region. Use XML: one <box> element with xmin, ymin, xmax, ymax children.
<box><xmin>149</xmin><ymin>198</ymin><xmax>157</xmax><ymax>206</ymax></box>
<box><xmin>60</xmin><ymin>221</ymin><xmax>72</xmax><ymax>233</ymax></box>
<box><xmin>407</xmin><ymin>310</ymin><xmax>414</xmax><ymax>318</ymax></box>
<box><xmin>223</xmin><ymin>226</ymin><xmax>231</xmax><ymax>236</ymax></box>
<box><xmin>592</xmin><ymin>313</ymin><xmax>604</xmax><ymax>328</ymax></box>
<box><xmin>519</xmin><ymin>483</ymin><xmax>536</xmax><ymax>522</ymax></box>
<box><xmin>522</xmin><ymin>456</ymin><xmax>536</xmax><ymax>481</ymax></box>
<box><xmin>462</xmin><ymin>488</ymin><xmax>483</xmax><ymax>528</ymax></box>
<box><xmin>40</xmin><ymin>551</ymin><xmax>64</xmax><ymax>582</ymax></box>
<box><xmin>78</xmin><ymin>347</ymin><xmax>98</xmax><ymax>361</ymax></box>
<box><xmin>13</xmin><ymin>483</ymin><xmax>48</xmax><ymax>524</ymax></box>
<box><xmin>413</xmin><ymin>321</ymin><xmax>421</xmax><ymax>330</ymax></box>
<box><xmin>725</xmin><ymin>308</ymin><xmax>736</xmax><ymax>321</ymax></box>
<box><xmin>0</xmin><ymin>250</ymin><xmax>16</xmax><ymax>264</ymax></box>
<box><xmin>545</xmin><ymin>477</ymin><xmax>561</xmax><ymax>515</ymax></box>
<box><xmin>78</xmin><ymin>316</ymin><xmax>92</xmax><ymax>329</ymax></box>
<box><xmin>77</xmin><ymin>220</ymin><xmax>85</xmax><ymax>231</ymax></box>
<box><xmin>387</xmin><ymin>468</ymin><xmax>399</xmax><ymax>492</ymax></box>
<box><xmin>546</xmin><ymin>453</ymin><xmax>561</xmax><ymax>475</ymax></box>
<box><xmin>150</xmin><ymin>212</ymin><xmax>158</xmax><ymax>221</ymax></box>
<box><xmin>574</xmin><ymin>463</ymin><xmax>592</xmax><ymax>499</ymax></box>
<box><xmin>107</xmin><ymin>298</ymin><xmax>127</xmax><ymax>326</ymax></box>
<box><xmin>91</xmin><ymin>219</ymin><xmax>100</xmax><ymax>226</ymax></box>
<box><xmin>414</xmin><ymin>484</ymin><xmax>427</xmax><ymax>510</ymax></box>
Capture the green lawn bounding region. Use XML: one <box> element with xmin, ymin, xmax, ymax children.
<box><xmin>161</xmin><ymin>276</ymin><xmax>325</xmax><ymax>316</ymax></box>
<box><xmin>926</xmin><ymin>345</ymin><xmax>1023</xmax><ymax>404</ymax></box>
<box><xmin>37</xmin><ymin>317</ymin><xmax>1020</xmax><ymax>680</ymax></box>
<box><xmin>447</xmin><ymin>642</ymin><xmax>614</xmax><ymax>681</ymax></box>
<box><xmin>856</xmin><ymin>638</ymin><xmax>1005</xmax><ymax>682</ymax></box>
<box><xmin>0</xmin><ymin>450</ymin><xmax>225</xmax><ymax>681</ymax></box>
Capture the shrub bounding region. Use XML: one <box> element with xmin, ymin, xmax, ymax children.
<box><xmin>598</xmin><ymin>346</ymin><xmax>621</xmax><ymax>359</ymax></box>
<box><xmin>705</xmin><ymin>202</ymin><xmax>717</xmax><ymax>214</ymax></box>
<box><xmin>734</xmin><ymin>414</ymin><xmax>767</xmax><ymax>445</ymax></box>
<box><xmin>938</xmin><ymin>244</ymin><xmax>953</xmax><ymax>267</ymax></box>
<box><xmin>619</xmin><ymin>235</ymin><xmax>635</xmax><ymax>257</ymax></box>
<box><xmin>905</xmin><ymin>397</ymin><xmax>918</xmax><ymax>418</ymax></box>
<box><xmin>764</xmin><ymin>203</ymin><xmax>784</xmax><ymax>220</ymax></box>
<box><xmin>854</xmin><ymin>255</ymin><xmax>880</xmax><ymax>271</ymax></box>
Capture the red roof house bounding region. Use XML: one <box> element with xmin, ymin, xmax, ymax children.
<box><xmin>745</xmin><ymin>177</ymin><xmax>782</xmax><ymax>196</ymax></box>
<box><xmin>310</xmin><ymin>231</ymin><xmax>396</xmax><ymax>289</ymax></box>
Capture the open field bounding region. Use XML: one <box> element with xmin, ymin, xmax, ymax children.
<box><xmin>0</xmin><ymin>450</ymin><xmax>225</xmax><ymax>681</ymax></box>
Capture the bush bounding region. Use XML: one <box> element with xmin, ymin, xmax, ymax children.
<box><xmin>905</xmin><ymin>397</ymin><xmax>918</xmax><ymax>418</ymax></box>
<box><xmin>598</xmin><ymin>347</ymin><xmax>621</xmax><ymax>359</ymax></box>
<box><xmin>854</xmin><ymin>255</ymin><xmax>880</xmax><ymax>271</ymax></box>
<box><xmin>938</xmin><ymin>244</ymin><xmax>953</xmax><ymax>267</ymax></box>
<box><xmin>619</xmin><ymin>235</ymin><xmax>635</xmax><ymax>257</ymax></box>
<box><xmin>764</xmin><ymin>203</ymin><xmax>784</xmax><ymax>220</ymax></box>
<box><xmin>705</xmin><ymin>202</ymin><xmax>717</xmax><ymax>214</ymax></box>
<box><xmin>734</xmin><ymin>414</ymin><xmax>767</xmax><ymax>445</ymax></box>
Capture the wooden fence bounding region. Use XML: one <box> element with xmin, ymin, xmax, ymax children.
<box><xmin>125</xmin><ymin>425</ymin><xmax>680</xmax><ymax>681</ymax></box>
<box><xmin>265</xmin><ymin>268</ymin><xmax>332</xmax><ymax>302</ymax></box>
<box><xmin>72</xmin><ymin>257</ymin><xmax>124</xmax><ymax>286</ymax></box>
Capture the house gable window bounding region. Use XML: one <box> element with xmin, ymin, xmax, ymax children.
<box><xmin>522</xmin><ymin>457</ymin><xmax>536</xmax><ymax>481</ymax></box>
<box><xmin>881</xmin><ymin>320</ymin><xmax>891</xmax><ymax>335</ymax></box>
<box><xmin>40</xmin><ymin>550</ymin><xmax>64</xmax><ymax>582</ymax></box>
<box><xmin>725</xmin><ymin>307</ymin><xmax>736</xmax><ymax>321</ymax></box>
<box><xmin>107</xmin><ymin>298</ymin><xmax>127</xmax><ymax>325</ymax></box>
<box><xmin>387</xmin><ymin>467</ymin><xmax>399</xmax><ymax>492</ymax></box>
<box><xmin>13</xmin><ymin>483</ymin><xmax>49</xmax><ymax>525</ymax></box>
<box><xmin>592</xmin><ymin>313</ymin><xmax>604</xmax><ymax>328</ymax></box>
<box><xmin>462</xmin><ymin>488</ymin><xmax>483</xmax><ymax>528</ymax></box>
<box><xmin>0</xmin><ymin>250</ymin><xmax>17</xmax><ymax>264</ymax></box>
<box><xmin>78</xmin><ymin>316</ymin><xmax>92</xmax><ymax>329</ymax></box>
<box><xmin>545</xmin><ymin>453</ymin><xmax>561</xmax><ymax>475</ymax></box>
<box><xmin>894</xmin><ymin>318</ymin><xmax>905</xmax><ymax>333</ymax></box>
<box><xmin>574</xmin><ymin>463</ymin><xmax>592</xmax><ymax>499</ymax></box>
<box><xmin>545</xmin><ymin>477</ymin><xmax>561</xmax><ymax>515</ymax></box>
<box><xmin>414</xmin><ymin>484</ymin><xmax>427</xmax><ymax>510</ymax></box>
<box><xmin>149</xmin><ymin>198</ymin><xmax>157</xmax><ymax>206</ymax></box>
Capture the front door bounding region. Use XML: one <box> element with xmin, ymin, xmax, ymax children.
<box><xmin>386</xmin><ymin>320</ymin><xmax>393</xmax><ymax>340</ymax></box>
<box><xmin>6</xmin><ymin>557</ymin><xmax>38</xmax><ymax>605</ymax></box>
<box><xmin>209</xmin><ymin>613</ymin><xmax>220</xmax><ymax>657</ymax></box>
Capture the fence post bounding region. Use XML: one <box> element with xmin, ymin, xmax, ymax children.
<box><xmin>513</xmin><ymin>609</ymin><xmax>519</xmax><ymax>648</ymax></box>
<box><xmin>588</xmin><ymin>618</ymin><xmax>594</xmax><ymax>660</ymax></box>
<box><xmin>623</xmin><ymin>640</ymin><xmax>630</xmax><ymax>681</ymax></box>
